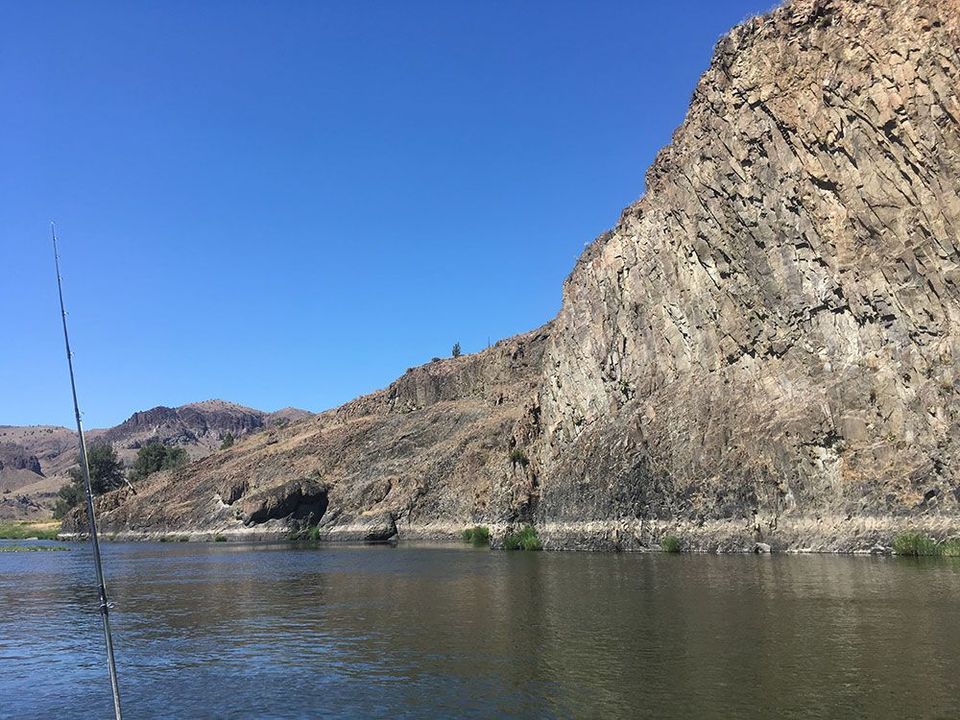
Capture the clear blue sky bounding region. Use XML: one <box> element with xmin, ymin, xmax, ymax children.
<box><xmin>1</xmin><ymin>0</ymin><xmax>773</xmax><ymax>429</ymax></box>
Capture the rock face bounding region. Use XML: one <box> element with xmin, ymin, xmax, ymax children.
<box><xmin>98</xmin><ymin>400</ymin><xmax>274</xmax><ymax>459</ymax></box>
<box><xmin>0</xmin><ymin>444</ymin><xmax>45</xmax><ymax>520</ymax></box>
<box><xmin>87</xmin><ymin>0</ymin><xmax>960</xmax><ymax>550</ymax></box>
<box><xmin>0</xmin><ymin>444</ymin><xmax>43</xmax><ymax>476</ymax></box>
<box><xmin>536</xmin><ymin>0</ymin><xmax>960</xmax><ymax>549</ymax></box>
<box><xmin>82</xmin><ymin>330</ymin><xmax>550</xmax><ymax>540</ymax></box>
<box><xmin>0</xmin><ymin>426</ymin><xmax>78</xmax><ymax>520</ymax></box>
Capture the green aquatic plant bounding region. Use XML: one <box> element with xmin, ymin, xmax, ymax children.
<box><xmin>462</xmin><ymin>526</ymin><xmax>490</xmax><ymax>546</ymax></box>
<box><xmin>0</xmin><ymin>544</ymin><xmax>69</xmax><ymax>552</ymax></box>
<box><xmin>941</xmin><ymin>539</ymin><xmax>960</xmax><ymax>557</ymax></box>
<box><xmin>503</xmin><ymin>525</ymin><xmax>542</xmax><ymax>551</ymax></box>
<box><xmin>892</xmin><ymin>532</ymin><xmax>941</xmax><ymax>556</ymax></box>
<box><xmin>290</xmin><ymin>525</ymin><xmax>323</xmax><ymax>542</ymax></box>
<box><xmin>660</xmin><ymin>535</ymin><xmax>682</xmax><ymax>553</ymax></box>
<box><xmin>891</xmin><ymin>533</ymin><xmax>960</xmax><ymax>557</ymax></box>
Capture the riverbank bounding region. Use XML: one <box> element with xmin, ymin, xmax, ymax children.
<box><xmin>0</xmin><ymin>520</ymin><xmax>61</xmax><ymax>541</ymax></box>
<box><xmin>55</xmin><ymin>514</ymin><xmax>960</xmax><ymax>555</ymax></box>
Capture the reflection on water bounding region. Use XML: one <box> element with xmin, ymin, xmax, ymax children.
<box><xmin>1</xmin><ymin>541</ymin><xmax>958</xmax><ymax>719</ymax></box>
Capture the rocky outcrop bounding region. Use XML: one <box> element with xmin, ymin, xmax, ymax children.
<box><xmin>81</xmin><ymin>0</ymin><xmax>960</xmax><ymax>551</ymax></box>
<box><xmin>78</xmin><ymin>330</ymin><xmax>550</xmax><ymax>539</ymax></box>
<box><xmin>2</xmin><ymin>401</ymin><xmax>312</xmax><ymax>519</ymax></box>
<box><xmin>0</xmin><ymin>426</ymin><xmax>78</xmax><ymax>477</ymax></box>
<box><xmin>535</xmin><ymin>0</ymin><xmax>960</xmax><ymax>549</ymax></box>
<box><xmin>0</xmin><ymin>444</ymin><xmax>46</xmax><ymax>520</ymax></box>
<box><xmin>0</xmin><ymin>444</ymin><xmax>43</xmax><ymax>476</ymax></box>
<box><xmin>99</xmin><ymin>400</ymin><xmax>273</xmax><ymax>454</ymax></box>
<box><xmin>0</xmin><ymin>428</ymin><xmax>75</xmax><ymax>520</ymax></box>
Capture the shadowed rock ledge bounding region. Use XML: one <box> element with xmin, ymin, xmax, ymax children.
<box><xmin>76</xmin><ymin>0</ymin><xmax>960</xmax><ymax>552</ymax></box>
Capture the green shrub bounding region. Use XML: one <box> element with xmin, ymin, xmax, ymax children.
<box><xmin>179</xmin><ymin>536</ymin><xmax>190</xmax><ymax>542</ymax></box>
<box><xmin>213</xmin><ymin>534</ymin><xmax>227</xmax><ymax>542</ymax></box>
<box><xmin>159</xmin><ymin>536</ymin><xmax>170</xmax><ymax>543</ymax></box>
<box><xmin>893</xmin><ymin>532</ymin><xmax>941</xmax><ymax>556</ymax></box>
<box><xmin>503</xmin><ymin>525</ymin><xmax>542</xmax><ymax>551</ymax></box>
<box><xmin>76</xmin><ymin>444</ymin><xmax>126</xmax><ymax>495</ymax></box>
<box><xmin>660</xmin><ymin>535</ymin><xmax>682</xmax><ymax>553</ymax></box>
<box><xmin>220</xmin><ymin>433</ymin><xmax>235</xmax><ymax>450</ymax></box>
<box><xmin>53</xmin><ymin>443</ymin><xmax>126</xmax><ymax>518</ymax></box>
<box><xmin>890</xmin><ymin>534</ymin><xmax>960</xmax><ymax>557</ymax></box>
<box><xmin>509</xmin><ymin>448</ymin><xmax>530</xmax><ymax>469</ymax></box>
<box><xmin>130</xmin><ymin>443</ymin><xmax>189</xmax><ymax>482</ymax></box>
<box><xmin>462</xmin><ymin>526</ymin><xmax>490</xmax><ymax>546</ymax></box>
<box><xmin>289</xmin><ymin>525</ymin><xmax>322</xmax><ymax>542</ymax></box>
<box><xmin>941</xmin><ymin>539</ymin><xmax>960</xmax><ymax>557</ymax></box>
<box><xmin>53</xmin><ymin>482</ymin><xmax>85</xmax><ymax>520</ymax></box>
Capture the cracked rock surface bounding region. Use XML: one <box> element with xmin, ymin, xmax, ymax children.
<box><xmin>538</xmin><ymin>0</ymin><xmax>960</xmax><ymax>549</ymax></box>
<box><xmin>87</xmin><ymin>0</ymin><xmax>960</xmax><ymax>551</ymax></box>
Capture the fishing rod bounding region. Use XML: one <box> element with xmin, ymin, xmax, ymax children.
<box><xmin>52</xmin><ymin>224</ymin><xmax>124</xmax><ymax>720</ymax></box>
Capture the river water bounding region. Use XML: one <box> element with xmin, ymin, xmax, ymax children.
<box><xmin>1</xmin><ymin>540</ymin><xmax>958</xmax><ymax>719</ymax></box>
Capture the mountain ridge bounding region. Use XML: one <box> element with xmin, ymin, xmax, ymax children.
<box><xmin>0</xmin><ymin>400</ymin><xmax>313</xmax><ymax>519</ymax></box>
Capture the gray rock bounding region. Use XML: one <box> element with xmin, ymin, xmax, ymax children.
<box><xmin>78</xmin><ymin>0</ymin><xmax>960</xmax><ymax>552</ymax></box>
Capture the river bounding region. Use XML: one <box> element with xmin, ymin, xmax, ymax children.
<box><xmin>1</xmin><ymin>540</ymin><xmax>958</xmax><ymax>719</ymax></box>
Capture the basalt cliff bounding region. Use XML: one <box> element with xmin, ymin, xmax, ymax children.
<box><xmin>81</xmin><ymin>0</ymin><xmax>960</xmax><ymax>551</ymax></box>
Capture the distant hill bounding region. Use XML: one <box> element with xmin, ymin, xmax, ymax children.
<box><xmin>0</xmin><ymin>401</ymin><xmax>313</xmax><ymax>519</ymax></box>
